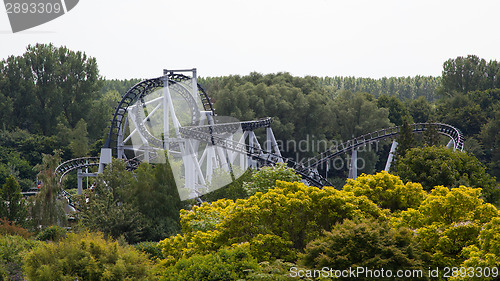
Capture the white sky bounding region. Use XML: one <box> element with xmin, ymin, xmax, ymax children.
<box><xmin>1</xmin><ymin>0</ymin><xmax>499</xmax><ymax>80</ymax></box>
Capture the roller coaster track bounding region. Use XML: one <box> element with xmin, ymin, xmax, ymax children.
<box><xmin>180</xmin><ymin>122</ymin><xmax>464</xmax><ymax>187</ymax></box>
<box><xmin>53</xmin><ymin>121</ymin><xmax>464</xmax><ymax>207</ymax></box>
<box><xmin>55</xmin><ymin>157</ymin><xmax>100</xmax><ymax>181</ymax></box>
<box><xmin>303</xmin><ymin>122</ymin><xmax>464</xmax><ymax>171</ymax></box>
<box><xmin>103</xmin><ymin>73</ymin><xmax>214</xmax><ymax>152</ymax></box>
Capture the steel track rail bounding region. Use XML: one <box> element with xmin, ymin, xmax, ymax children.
<box><xmin>304</xmin><ymin>122</ymin><xmax>464</xmax><ymax>170</ymax></box>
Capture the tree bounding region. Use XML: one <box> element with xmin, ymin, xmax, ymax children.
<box><xmin>159</xmin><ymin>181</ymin><xmax>384</xmax><ymax>265</ymax></box>
<box><xmin>396</xmin><ymin>146</ymin><xmax>500</xmax><ymax>204</ymax></box>
<box><xmin>299</xmin><ymin>218</ymin><xmax>425</xmax><ymax>281</ymax></box>
<box><xmin>125</xmin><ymin>161</ymin><xmax>183</xmax><ymax>241</ymax></box>
<box><xmin>343</xmin><ymin>171</ymin><xmax>426</xmax><ymax>211</ymax></box>
<box><xmin>406</xmin><ymin>96</ymin><xmax>433</xmax><ymax>123</ymax></box>
<box><xmin>77</xmin><ymin>159</ymin><xmax>147</xmax><ymax>244</ymax></box>
<box><xmin>422</xmin><ymin>122</ymin><xmax>441</xmax><ymax>147</ymax></box>
<box><xmin>440</xmin><ymin>55</ymin><xmax>500</xmax><ymax>96</ymax></box>
<box><xmin>377</xmin><ymin>94</ymin><xmax>412</xmax><ymax>126</ymax></box>
<box><xmin>436</xmin><ymin>93</ymin><xmax>488</xmax><ymax>136</ymax></box>
<box><xmin>480</xmin><ymin>106</ymin><xmax>500</xmax><ymax>178</ymax></box>
<box><xmin>395</xmin><ymin>118</ymin><xmax>415</xmax><ymax>159</ymax></box>
<box><xmin>23</xmin><ymin>232</ymin><xmax>153</xmax><ymax>280</ymax></box>
<box><xmin>0</xmin><ymin>175</ymin><xmax>27</xmax><ymax>225</ymax></box>
<box><xmin>160</xmin><ymin>245</ymin><xmax>258</xmax><ymax>281</ymax></box>
<box><xmin>0</xmin><ymin>43</ymin><xmax>101</xmax><ymax>136</ymax></box>
<box><xmin>78</xmin><ymin>159</ymin><xmax>184</xmax><ymax>243</ymax></box>
<box><xmin>243</xmin><ymin>163</ymin><xmax>301</xmax><ymax>196</ymax></box>
<box><xmin>30</xmin><ymin>152</ymin><xmax>67</xmax><ymax>231</ymax></box>
<box><xmin>395</xmin><ymin>186</ymin><xmax>499</xmax><ymax>269</ymax></box>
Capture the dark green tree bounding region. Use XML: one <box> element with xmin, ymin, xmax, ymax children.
<box><xmin>440</xmin><ymin>55</ymin><xmax>500</xmax><ymax>96</ymax></box>
<box><xmin>125</xmin><ymin>161</ymin><xmax>183</xmax><ymax>241</ymax></box>
<box><xmin>0</xmin><ymin>43</ymin><xmax>101</xmax><ymax>136</ymax></box>
<box><xmin>480</xmin><ymin>106</ymin><xmax>500</xmax><ymax>179</ymax></box>
<box><xmin>299</xmin><ymin>218</ymin><xmax>425</xmax><ymax>281</ymax></box>
<box><xmin>395</xmin><ymin>119</ymin><xmax>415</xmax><ymax>159</ymax></box>
<box><xmin>77</xmin><ymin>159</ymin><xmax>146</xmax><ymax>244</ymax></box>
<box><xmin>30</xmin><ymin>151</ymin><xmax>67</xmax><ymax>231</ymax></box>
<box><xmin>396</xmin><ymin>146</ymin><xmax>499</xmax><ymax>204</ymax></box>
<box><xmin>406</xmin><ymin>96</ymin><xmax>433</xmax><ymax>123</ymax></box>
<box><xmin>422</xmin><ymin>122</ymin><xmax>441</xmax><ymax>147</ymax></box>
<box><xmin>0</xmin><ymin>175</ymin><xmax>27</xmax><ymax>225</ymax></box>
<box><xmin>377</xmin><ymin>94</ymin><xmax>411</xmax><ymax>126</ymax></box>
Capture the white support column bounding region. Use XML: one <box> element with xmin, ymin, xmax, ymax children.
<box><xmin>384</xmin><ymin>140</ymin><xmax>398</xmax><ymax>172</ymax></box>
<box><xmin>348</xmin><ymin>148</ymin><xmax>357</xmax><ymax>179</ymax></box>
<box><xmin>98</xmin><ymin>148</ymin><xmax>112</xmax><ymax>173</ymax></box>
<box><xmin>77</xmin><ymin>169</ymin><xmax>83</xmax><ymax>195</ymax></box>
<box><xmin>446</xmin><ymin>139</ymin><xmax>455</xmax><ymax>150</ymax></box>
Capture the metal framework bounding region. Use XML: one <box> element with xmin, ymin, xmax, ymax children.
<box><xmin>55</xmin><ymin>69</ymin><xmax>466</xmax><ymax>198</ymax></box>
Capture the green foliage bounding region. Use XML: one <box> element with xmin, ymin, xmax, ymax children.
<box><xmin>35</xmin><ymin>225</ymin><xmax>67</xmax><ymax>242</ymax></box>
<box><xmin>299</xmin><ymin>218</ymin><xmax>425</xmax><ymax>281</ymax></box>
<box><xmin>480</xmin><ymin>104</ymin><xmax>500</xmax><ymax>179</ymax></box>
<box><xmin>440</xmin><ymin>55</ymin><xmax>500</xmax><ymax>95</ymax></box>
<box><xmin>453</xmin><ymin>217</ymin><xmax>500</xmax><ymax>280</ymax></box>
<box><xmin>395</xmin><ymin>118</ymin><xmax>416</xmax><ymax>159</ymax></box>
<box><xmin>406</xmin><ymin>96</ymin><xmax>433</xmax><ymax>123</ymax></box>
<box><xmin>134</xmin><ymin>241</ymin><xmax>164</xmax><ymax>261</ymax></box>
<box><xmin>243</xmin><ymin>163</ymin><xmax>301</xmax><ymax>196</ymax></box>
<box><xmin>396</xmin><ymin>146</ymin><xmax>500</xmax><ymax>204</ymax></box>
<box><xmin>0</xmin><ymin>175</ymin><xmax>27</xmax><ymax>224</ymax></box>
<box><xmin>30</xmin><ymin>152</ymin><xmax>67</xmax><ymax>231</ymax></box>
<box><xmin>78</xmin><ymin>159</ymin><xmax>182</xmax><ymax>243</ymax></box>
<box><xmin>436</xmin><ymin>93</ymin><xmax>488</xmax><ymax>136</ymax></box>
<box><xmin>159</xmin><ymin>244</ymin><xmax>258</xmax><ymax>281</ymax></box>
<box><xmin>23</xmin><ymin>231</ymin><xmax>153</xmax><ymax>281</ymax></box>
<box><xmin>0</xmin><ymin>43</ymin><xmax>101</xmax><ymax>136</ymax></box>
<box><xmin>395</xmin><ymin>185</ymin><xmax>499</xmax><ymax>268</ymax></box>
<box><xmin>201</xmin><ymin>169</ymin><xmax>253</xmax><ymax>202</ymax></box>
<box><xmin>0</xmin><ymin>235</ymin><xmax>39</xmax><ymax>281</ymax></box>
<box><xmin>159</xmin><ymin>181</ymin><xmax>385</xmax><ymax>265</ymax></box>
<box><xmin>343</xmin><ymin>171</ymin><xmax>426</xmax><ymax>211</ymax></box>
<box><xmin>377</xmin><ymin>94</ymin><xmax>412</xmax><ymax>126</ymax></box>
<box><xmin>77</xmin><ymin>159</ymin><xmax>146</xmax><ymax>244</ymax></box>
<box><xmin>246</xmin><ymin>259</ymin><xmax>315</xmax><ymax>281</ymax></box>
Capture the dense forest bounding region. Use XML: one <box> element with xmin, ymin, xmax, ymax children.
<box><xmin>1</xmin><ymin>44</ymin><xmax>500</xmax><ymax>280</ymax></box>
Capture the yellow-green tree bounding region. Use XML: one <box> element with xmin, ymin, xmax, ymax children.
<box><xmin>159</xmin><ymin>180</ymin><xmax>385</xmax><ymax>266</ymax></box>
<box><xmin>343</xmin><ymin>171</ymin><xmax>426</xmax><ymax>211</ymax></box>
<box><xmin>394</xmin><ymin>186</ymin><xmax>499</xmax><ymax>268</ymax></box>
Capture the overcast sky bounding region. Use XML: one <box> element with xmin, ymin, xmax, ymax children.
<box><xmin>1</xmin><ymin>0</ymin><xmax>499</xmax><ymax>80</ymax></box>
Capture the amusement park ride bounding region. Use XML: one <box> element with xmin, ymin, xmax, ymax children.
<box><xmin>54</xmin><ymin>69</ymin><xmax>465</xmax><ymax>205</ymax></box>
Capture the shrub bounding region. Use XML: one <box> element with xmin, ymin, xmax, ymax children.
<box><xmin>134</xmin><ymin>241</ymin><xmax>164</xmax><ymax>260</ymax></box>
<box><xmin>299</xmin><ymin>218</ymin><xmax>425</xmax><ymax>281</ymax></box>
<box><xmin>0</xmin><ymin>235</ymin><xmax>40</xmax><ymax>280</ymax></box>
<box><xmin>343</xmin><ymin>171</ymin><xmax>427</xmax><ymax>211</ymax></box>
<box><xmin>0</xmin><ymin>218</ymin><xmax>31</xmax><ymax>239</ymax></box>
<box><xmin>160</xmin><ymin>244</ymin><xmax>258</xmax><ymax>281</ymax></box>
<box><xmin>24</xmin><ymin>231</ymin><xmax>154</xmax><ymax>280</ymax></box>
<box><xmin>35</xmin><ymin>225</ymin><xmax>67</xmax><ymax>242</ymax></box>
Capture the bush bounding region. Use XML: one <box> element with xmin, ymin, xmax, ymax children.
<box><xmin>343</xmin><ymin>171</ymin><xmax>426</xmax><ymax>211</ymax></box>
<box><xmin>35</xmin><ymin>225</ymin><xmax>67</xmax><ymax>242</ymax></box>
<box><xmin>134</xmin><ymin>241</ymin><xmax>164</xmax><ymax>260</ymax></box>
<box><xmin>0</xmin><ymin>235</ymin><xmax>40</xmax><ymax>280</ymax></box>
<box><xmin>24</xmin><ymin>231</ymin><xmax>154</xmax><ymax>280</ymax></box>
<box><xmin>160</xmin><ymin>245</ymin><xmax>258</xmax><ymax>281</ymax></box>
<box><xmin>299</xmin><ymin>218</ymin><xmax>425</xmax><ymax>281</ymax></box>
<box><xmin>0</xmin><ymin>218</ymin><xmax>31</xmax><ymax>238</ymax></box>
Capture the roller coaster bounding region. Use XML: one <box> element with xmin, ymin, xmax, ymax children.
<box><xmin>55</xmin><ymin>69</ymin><xmax>464</xmax><ymax>202</ymax></box>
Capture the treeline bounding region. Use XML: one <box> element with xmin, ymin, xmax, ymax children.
<box><xmin>1</xmin><ymin>44</ymin><xmax>500</xmax><ymax>190</ymax></box>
